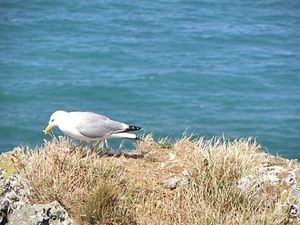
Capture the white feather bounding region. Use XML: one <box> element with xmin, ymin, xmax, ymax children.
<box><xmin>110</xmin><ymin>133</ymin><xmax>137</xmax><ymax>139</ymax></box>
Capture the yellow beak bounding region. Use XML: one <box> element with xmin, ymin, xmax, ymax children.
<box><xmin>43</xmin><ymin>124</ymin><xmax>53</xmax><ymax>134</ymax></box>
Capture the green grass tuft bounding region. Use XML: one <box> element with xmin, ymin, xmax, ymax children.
<box><xmin>144</xmin><ymin>155</ymin><xmax>159</xmax><ymax>163</ymax></box>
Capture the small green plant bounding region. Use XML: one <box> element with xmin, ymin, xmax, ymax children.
<box><xmin>158</xmin><ymin>138</ymin><xmax>173</xmax><ymax>149</ymax></box>
<box><xmin>81</xmin><ymin>183</ymin><xmax>118</xmax><ymax>224</ymax></box>
<box><xmin>159</xmin><ymin>142</ymin><xmax>173</xmax><ymax>149</ymax></box>
<box><xmin>144</xmin><ymin>155</ymin><xmax>159</xmax><ymax>163</ymax></box>
<box><xmin>203</xmin><ymin>158</ymin><xmax>209</xmax><ymax>167</ymax></box>
<box><xmin>0</xmin><ymin>154</ymin><xmax>17</xmax><ymax>179</ymax></box>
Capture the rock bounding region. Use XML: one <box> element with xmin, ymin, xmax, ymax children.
<box><xmin>237</xmin><ymin>175</ymin><xmax>253</xmax><ymax>191</ymax></box>
<box><xmin>238</xmin><ymin>166</ymin><xmax>297</xmax><ymax>191</ymax></box>
<box><xmin>287</xmin><ymin>188</ymin><xmax>300</xmax><ymax>220</ymax></box>
<box><xmin>289</xmin><ymin>188</ymin><xmax>300</xmax><ymax>200</ymax></box>
<box><xmin>168</xmin><ymin>153</ymin><xmax>176</xmax><ymax>161</ymax></box>
<box><xmin>6</xmin><ymin>204</ymin><xmax>35</xmax><ymax>225</ymax></box>
<box><xmin>1</xmin><ymin>172</ymin><xmax>31</xmax><ymax>225</ymax></box>
<box><xmin>257</xmin><ymin>166</ymin><xmax>285</xmax><ymax>175</ymax></box>
<box><xmin>282</xmin><ymin>172</ymin><xmax>296</xmax><ymax>187</ymax></box>
<box><xmin>0</xmin><ymin>169</ymin><xmax>4</xmax><ymax>181</ymax></box>
<box><xmin>2</xmin><ymin>173</ymin><xmax>30</xmax><ymax>204</ymax></box>
<box><xmin>289</xmin><ymin>204</ymin><xmax>299</xmax><ymax>218</ymax></box>
<box><xmin>0</xmin><ymin>198</ymin><xmax>10</xmax><ymax>225</ymax></box>
<box><xmin>0</xmin><ymin>171</ymin><xmax>73</xmax><ymax>225</ymax></box>
<box><xmin>160</xmin><ymin>163</ymin><xmax>166</xmax><ymax>169</ymax></box>
<box><xmin>1</xmin><ymin>172</ymin><xmax>30</xmax><ymax>214</ymax></box>
<box><xmin>260</xmin><ymin>174</ymin><xmax>279</xmax><ymax>186</ymax></box>
<box><xmin>181</xmin><ymin>169</ymin><xmax>190</xmax><ymax>177</ymax></box>
<box><xmin>7</xmin><ymin>201</ymin><xmax>74</xmax><ymax>225</ymax></box>
<box><xmin>257</xmin><ymin>166</ymin><xmax>284</xmax><ymax>186</ymax></box>
<box><xmin>163</xmin><ymin>176</ymin><xmax>189</xmax><ymax>189</ymax></box>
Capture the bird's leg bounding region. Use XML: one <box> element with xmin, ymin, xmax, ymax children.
<box><xmin>104</xmin><ymin>139</ymin><xmax>109</xmax><ymax>149</ymax></box>
<box><xmin>90</xmin><ymin>141</ymin><xmax>100</xmax><ymax>152</ymax></box>
<box><xmin>98</xmin><ymin>140</ymin><xmax>106</xmax><ymax>149</ymax></box>
<box><xmin>119</xmin><ymin>140</ymin><xmax>125</xmax><ymax>150</ymax></box>
<box><xmin>94</xmin><ymin>139</ymin><xmax>109</xmax><ymax>156</ymax></box>
<box><xmin>118</xmin><ymin>140</ymin><xmax>126</xmax><ymax>157</ymax></box>
<box><xmin>92</xmin><ymin>140</ymin><xmax>107</xmax><ymax>152</ymax></box>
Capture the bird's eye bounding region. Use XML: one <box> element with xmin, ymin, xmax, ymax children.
<box><xmin>51</xmin><ymin>119</ymin><xmax>54</xmax><ymax>122</ymax></box>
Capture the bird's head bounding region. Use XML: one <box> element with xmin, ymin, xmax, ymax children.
<box><xmin>43</xmin><ymin>110</ymin><xmax>67</xmax><ymax>134</ymax></box>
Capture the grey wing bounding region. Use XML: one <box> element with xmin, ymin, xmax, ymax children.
<box><xmin>75</xmin><ymin>112</ymin><xmax>128</xmax><ymax>139</ymax></box>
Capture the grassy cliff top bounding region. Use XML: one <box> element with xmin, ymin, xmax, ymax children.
<box><xmin>1</xmin><ymin>135</ymin><xmax>299</xmax><ymax>225</ymax></box>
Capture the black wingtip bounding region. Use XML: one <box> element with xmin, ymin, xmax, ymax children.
<box><xmin>126</xmin><ymin>125</ymin><xmax>142</xmax><ymax>132</ymax></box>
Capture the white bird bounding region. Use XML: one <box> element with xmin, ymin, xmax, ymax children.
<box><xmin>43</xmin><ymin>110</ymin><xmax>142</xmax><ymax>141</ymax></box>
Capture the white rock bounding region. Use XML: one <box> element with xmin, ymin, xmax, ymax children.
<box><xmin>289</xmin><ymin>204</ymin><xmax>299</xmax><ymax>218</ymax></box>
<box><xmin>160</xmin><ymin>163</ymin><xmax>166</xmax><ymax>169</ymax></box>
<box><xmin>259</xmin><ymin>174</ymin><xmax>279</xmax><ymax>186</ymax></box>
<box><xmin>168</xmin><ymin>153</ymin><xmax>176</xmax><ymax>161</ymax></box>
<box><xmin>181</xmin><ymin>169</ymin><xmax>190</xmax><ymax>177</ymax></box>
<box><xmin>163</xmin><ymin>176</ymin><xmax>188</xmax><ymax>189</ymax></box>
<box><xmin>290</xmin><ymin>188</ymin><xmax>300</xmax><ymax>200</ymax></box>
<box><xmin>238</xmin><ymin>165</ymin><xmax>295</xmax><ymax>191</ymax></box>
<box><xmin>282</xmin><ymin>172</ymin><xmax>296</xmax><ymax>187</ymax></box>
<box><xmin>257</xmin><ymin>166</ymin><xmax>284</xmax><ymax>176</ymax></box>
<box><xmin>7</xmin><ymin>201</ymin><xmax>75</xmax><ymax>225</ymax></box>
<box><xmin>237</xmin><ymin>176</ymin><xmax>253</xmax><ymax>190</ymax></box>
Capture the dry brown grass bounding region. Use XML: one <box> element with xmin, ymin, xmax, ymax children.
<box><xmin>8</xmin><ymin>134</ymin><xmax>298</xmax><ymax>225</ymax></box>
<box><xmin>12</xmin><ymin>136</ymin><xmax>137</xmax><ymax>224</ymax></box>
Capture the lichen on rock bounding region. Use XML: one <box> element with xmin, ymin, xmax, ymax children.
<box><xmin>7</xmin><ymin>201</ymin><xmax>74</xmax><ymax>225</ymax></box>
<box><xmin>0</xmin><ymin>166</ymin><xmax>74</xmax><ymax>225</ymax></box>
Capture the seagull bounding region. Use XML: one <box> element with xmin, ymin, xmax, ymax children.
<box><xmin>43</xmin><ymin>110</ymin><xmax>142</xmax><ymax>141</ymax></box>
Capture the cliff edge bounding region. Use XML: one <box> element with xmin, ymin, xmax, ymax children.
<box><xmin>1</xmin><ymin>135</ymin><xmax>299</xmax><ymax>225</ymax></box>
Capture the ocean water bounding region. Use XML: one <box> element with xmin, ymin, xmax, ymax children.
<box><xmin>0</xmin><ymin>0</ymin><xmax>299</xmax><ymax>158</ymax></box>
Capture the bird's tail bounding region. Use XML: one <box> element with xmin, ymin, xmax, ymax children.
<box><xmin>111</xmin><ymin>132</ymin><xmax>141</xmax><ymax>140</ymax></box>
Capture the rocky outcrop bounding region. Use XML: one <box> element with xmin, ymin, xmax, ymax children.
<box><xmin>0</xmin><ymin>169</ymin><xmax>30</xmax><ymax>225</ymax></box>
<box><xmin>0</xmin><ymin>168</ymin><xmax>74</xmax><ymax>225</ymax></box>
<box><xmin>237</xmin><ymin>163</ymin><xmax>300</xmax><ymax>223</ymax></box>
<box><xmin>0</xmin><ymin>197</ymin><xmax>9</xmax><ymax>225</ymax></box>
<box><xmin>162</xmin><ymin>176</ymin><xmax>189</xmax><ymax>189</ymax></box>
<box><xmin>287</xmin><ymin>188</ymin><xmax>300</xmax><ymax>218</ymax></box>
<box><xmin>237</xmin><ymin>165</ymin><xmax>297</xmax><ymax>191</ymax></box>
<box><xmin>7</xmin><ymin>201</ymin><xmax>74</xmax><ymax>225</ymax></box>
<box><xmin>162</xmin><ymin>170</ymin><xmax>190</xmax><ymax>189</ymax></box>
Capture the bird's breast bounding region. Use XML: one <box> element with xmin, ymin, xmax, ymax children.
<box><xmin>58</xmin><ymin>123</ymin><xmax>85</xmax><ymax>141</ymax></box>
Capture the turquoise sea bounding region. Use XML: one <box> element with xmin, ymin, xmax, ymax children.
<box><xmin>0</xmin><ymin>1</ymin><xmax>299</xmax><ymax>158</ymax></box>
